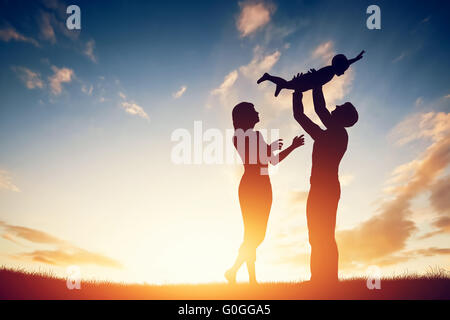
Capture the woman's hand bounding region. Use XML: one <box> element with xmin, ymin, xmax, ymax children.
<box><xmin>291</xmin><ymin>135</ymin><xmax>305</xmax><ymax>148</ymax></box>
<box><xmin>270</xmin><ymin>139</ymin><xmax>283</xmax><ymax>151</ymax></box>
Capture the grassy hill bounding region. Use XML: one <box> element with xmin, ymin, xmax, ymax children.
<box><xmin>1</xmin><ymin>267</ymin><xmax>449</xmax><ymax>300</ymax></box>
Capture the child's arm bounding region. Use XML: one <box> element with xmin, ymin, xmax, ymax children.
<box><xmin>292</xmin><ymin>91</ymin><xmax>323</xmax><ymax>140</ymax></box>
<box><xmin>313</xmin><ymin>85</ymin><xmax>332</xmax><ymax>128</ymax></box>
<box><xmin>348</xmin><ymin>50</ymin><xmax>365</xmax><ymax>66</ymax></box>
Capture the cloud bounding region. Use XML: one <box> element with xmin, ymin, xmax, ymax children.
<box><xmin>81</xmin><ymin>84</ymin><xmax>93</xmax><ymax>96</ymax></box>
<box><xmin>239</xmin><ymin>46</ymin><xmax>281</xmax><ymax>79</ymax></box>
<box><xmin>0</xmin><ymin>27</ymin><xmax>39</xmax><ymax>47</ymax></box>
<box><xmin>0</xmin><ymin>221</ymin><xmax>64</xmax><ymax>245</ymax></box>
<box><xmin>0</xmin><ymin>170</ymin><xmax>20</xmax><ymax>192</ymax></box>
<box><xmin>38</xmin><ymin>11</ymin><xmax>56</xmax><ymax>44</ymax></box>
<box><xmin>12</xmin><ymin>66</ymin><xmax>44</xmax><ymax>90</ymax></box>
<box><xmin>237</xmin><ymin>1</ymin><xmax>274</xmax><ymax>37</ymax></box>
<box><xmin>38</xmin><ymin>4</ymin><xmax>81</xmax><ymax>44</ymax></box>
<box><xmin>49</xmin><ymin>66</ymin><xmax>75</xmax><ymax>95</ymax></box>
<box><xmin>392</xmin><ymin>52</ymin><xmax>406</xmax><ymax>63</ymax></box>
<box><xmin>120</xmin><ymin>102</ymin><xmax>149</xmax><ymax>120</ymax></box>
<box><xmin>413</xmin><ymin>247</ymin><xmax>450</xmax><ymax>257</ymax></box>
<box><xmin>210</xmin><ymin>46</ymin><xmax>280</xmax><ymax>108</ymax></box>
<box><xmin>429</xmin><ymin>176</ymin><xmax>450</xmax><ymax>215</ymax></box>
<box><xmin>84</xmin><ymin>39</ymin><xmax>97</xmax><ymax>63</ymax></box>
<box><xmin>173</xmin><ymin>85</ymin><xmax>187</xmax><ymax>99</ymax></box>
<box><xmin>42</xmin><ymin>0</ymin><xmax>67</xmax><ymax>12</ymax></box>
<box><xmin>118</xmin><ymin>91</ymin><xmax>149</xmax><ymax>120</ymax></box>
<box><xmin>0</xmin><ymin>221</ymin><xmax>122</xmax><ymax>268</ymax></box>
<box><xmin>337</xmin><ymin>204</ymin><xmax>417</xmax><ymax>268</ymax></box>
<box><xmin>415</xmin><ymin>97</ymin><xmax>424</xmax><ymax>107</ymax></box>
<box><xmin>16</xmin><ymin>248</ymin><xmax>122</xmax><ymax>268</ymax></box>
<box><xmin>211</xmin><ymin>70</ymin><xmax>239</xmax><ymax>96</ymax></box>
<box><xmin>336</xmin><ymin>111</ymin><xmax>450</xmax><ymax>268</ymax></box>
<box><xmin>389</xmin><ymin>112</ymin><xmax>450</xmax><ymax>146</ymax></box>
<box><xmin>312</xmin><ymin>40</ymin><xmax>334</xmax><ymax>63</ymax></box>
<box><xmin>274</xmin><ymin>251</ymin><xmax>310</xmax><ymax>267</ymax></box>
<box><xmin>118</xmin><ymin>92</ymin><xmax>127</xmax><ymax>100</ymax></box>
<box><xmin>420</xmin><ymin>176</ymin><xmax>450</xmax><ymax>238</ymax></box>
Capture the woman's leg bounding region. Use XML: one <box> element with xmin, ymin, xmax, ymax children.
<box><xmin>225</xmin><ymin>250</ymin><xmax>246</xmax><ymax>284</ymax></box>
<box><xmin>225</xmin><ymin>229</ymin><xmax>257</xmax><ymax>283</ymax></box>
<box><xmin>226</xmin><ymin>176</ymin><xmax>272</xmax><ymax>284</ymax></box>
<box><xmin>247</xmin><ymin>260</ymin><xmax>256</xmax><ymax>284</ymax></box>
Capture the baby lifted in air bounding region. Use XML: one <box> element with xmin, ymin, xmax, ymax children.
<box><xmin>257</xmin><ymin>51</ymin><xmax>365</xmax><ymax>97</ymax></box>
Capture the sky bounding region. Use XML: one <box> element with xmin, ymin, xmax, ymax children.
<box><xmin>0</xmin><ymin>0</ymin><xmax>449</xmax><ymax>284</ymax></box>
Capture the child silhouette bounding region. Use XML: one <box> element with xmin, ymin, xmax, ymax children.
<box><xmin>257</xmin><ymin>51</ymin><xmax>365</xmax><ymax>97</ymax></box>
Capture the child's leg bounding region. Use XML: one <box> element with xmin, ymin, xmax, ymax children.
<box><xmin>257</xmin><ymin>73</ymin><xmax>288</xmax><ymax>97</ymax></box>
<box><xmin>257</xmin><ymin>73</ymin><xmax>287</xmax><ymax>87</ymax></box>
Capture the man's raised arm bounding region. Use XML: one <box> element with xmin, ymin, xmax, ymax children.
<box><xmin>313</xmin><ymin>85</ymin><xmax>332</xmax><ymax>128</ymax></box>
<box><xmin>293</xmin><ymin>91</ymin><xmax>323</xmax><ymax>140</ymax></box>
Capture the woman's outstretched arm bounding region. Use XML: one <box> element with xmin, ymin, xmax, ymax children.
<box><xmin>269</xmin><ymin>135</ymin><xmax>304</xmax><ymax>165</ymax></box>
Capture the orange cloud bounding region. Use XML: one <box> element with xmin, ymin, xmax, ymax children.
<box><xmin>0</xmin><ymin>221</ymin><xmax>122</xmax><ymax>269</ymax></box>
<box><xmin>429</xmin><ymin>176</ymin><xmax>450</xmax><ymax>215</ymax></box>
<box><xmin>84</xmin><ymin>39</ymin><xmax>97</xmax><ymax>63</ymax></box>
<box><xmin>173</xmin><ymin>85</ymin><xmax>187</xmax><ymax>99</ymax></box>
<box><xmin>39</xmin><ymin>11</ymin><xmax>56</xmax><ymax>43</ymax></box>
<box><xmin>49</xmin><ymin>66</ymin><xmax>75</xmax><ymax>95</ymax></box>
<box><xmin>236</xmin><ymin>1</ymin><xmax>274</xmax><ymax>37</ymax></box>
<box><xmin>12</xmin><ymin>66</ymin><xmax>44</xmax><ymax>90</ymax></box>
<box><xmin>120</xmin><ymin>101</ymin><xmax>149</xmax><ymax>120</ymax></box>
<box><xmin>239</xmin><ymin>46</ymin><xmax>281</xmax><ymax>79</ymax></box>
<box><xmin>337</xmin><ymin>111</ymin><xmax>450</xmax><ymax>268</ymax></box>
<box><xmin>0</xmin><ymin>170</ymin><xmax>20</xmax><ymax>192</ymax></box>
<box><xmin>15</xmin><ymin>248</ymin><xmax>122</xmax><ymax>268</ymax></box>
<box><xmin>0</xmin><ymin>222</ymin><xmax>64</xmax><ymax>245</ymax></box>
<box><xmin>0</xmin><ymin>27</ymin><xmax>39</xmax><ymax>47</ymax></box>
<box><xmin>312</xmin><ymin>40</ymin><xmax>334</xmax><ymax>63</ymax></box>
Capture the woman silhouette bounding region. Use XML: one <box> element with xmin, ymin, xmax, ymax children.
<box><xmin>225</xmin><ymin>102</ymin><xmax>304</xmax><ymax>284</ymax></box>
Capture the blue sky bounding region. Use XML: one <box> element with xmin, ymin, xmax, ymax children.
<box><xmin>0</xmin><ymin>0</ymin><xmax>449</xmax><ymax>283</ymax></box>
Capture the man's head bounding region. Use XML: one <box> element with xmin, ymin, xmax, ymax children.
<box><xmin>332</xmin><ymin>54</ymin><xmax>350</xmax><ymax>76</ymax></box>
<box><xmin>331</xmin><ymin>102</ymin><xmax>358</xmax><ymax>127</ymax></box>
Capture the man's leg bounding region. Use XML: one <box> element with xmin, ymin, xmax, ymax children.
<box><xmin>306</xmin><ymin>185</ymin><xmax>340</xmax><ymax>283</ymax></box>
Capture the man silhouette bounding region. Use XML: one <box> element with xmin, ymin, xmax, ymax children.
<box><xmin>292</xmin><ymin>84</ymin><xmax>358</xmax><ymax>285</ymax></box>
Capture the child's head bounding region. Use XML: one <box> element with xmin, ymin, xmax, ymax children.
<box><xmin>331</xmin><ymin>102</ymin><xmax>358</xmax><ymax>127</ymax></box>
<box><xmin>332</xmin><ymin>54</ymin><xmax>350</xmax><ymax>76</ymax></box>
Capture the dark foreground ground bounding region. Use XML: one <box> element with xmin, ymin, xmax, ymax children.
<box><xmin>0</xmin><ymin>268</ymin><xmax>449</xmax><ymax>300</ymax></box>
